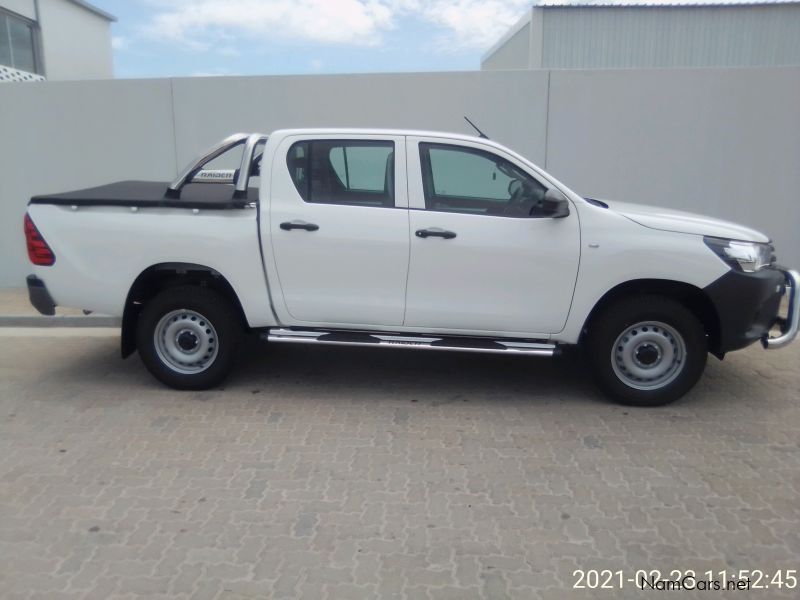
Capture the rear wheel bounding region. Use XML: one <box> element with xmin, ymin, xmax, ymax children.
<box><xmin>137</xmin><ymin>286</ymin><xmax>242</xmax><ymax>390</ymax></box>
<box><xmin>586</xmin><ymin>295</ymin><xmax>707</xmax><ymax>406</ymax></box>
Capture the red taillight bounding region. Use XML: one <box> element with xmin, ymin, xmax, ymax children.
<box><xmin>24</xmin><ymin>213</ymin><xmax>55</xmax><ymax>266</ymax></box>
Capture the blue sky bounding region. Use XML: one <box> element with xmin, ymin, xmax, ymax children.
<box><xmin>92</xmin><ymin>1</ymin><xmax>532</xmax><ymax>79</ymax></box>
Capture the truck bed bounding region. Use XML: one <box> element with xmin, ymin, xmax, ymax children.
<box><xmin>29</xmin><ymin>181</ymin><xmax>257</xmax><ymax>210</ymax></box>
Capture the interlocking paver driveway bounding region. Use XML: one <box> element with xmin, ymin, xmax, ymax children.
<box><xmin>0</xmin><ymin>333</ymin><xmax>798</xmax><ymax>599</ymax></box>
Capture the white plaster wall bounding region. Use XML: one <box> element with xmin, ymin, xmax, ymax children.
<box><xmin>37</xmin><ymin>0</ymin><xmax>113</xmax><ymax>80</ymax></box>
<box><xmin>1</xmin><ymin>0</ymin><xmax>35</xmax><ymax>20</ymax></box>
<box><xmin>1</xmin><ymin>67</ymin><xmax>798</xmax><ymax>288</ymax></box>
<box><xmin>546</xmin><ymin>67</ymin><xmax>800</xmax><ymax>269</ymax></box>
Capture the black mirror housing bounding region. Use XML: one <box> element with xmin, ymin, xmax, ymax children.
<box><xmin>531</xmin><ymin>188</ymin><xmax>570</xmax><ymax>218</ymax></box>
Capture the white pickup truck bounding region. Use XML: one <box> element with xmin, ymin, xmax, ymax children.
<box><xmin>25</xmin><ymin>129</ymin><xmax>798</xmax><ymax>405</ymax></box>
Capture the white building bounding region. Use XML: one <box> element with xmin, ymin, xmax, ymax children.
<box><xmin>0</xmin><ymin>0</ymin><xmax>115</xmax><ymax>82</ymax></box>
<box><xmin>482</xmin><ymin>0</ymin><xmax>800</xmax><ymax>70</ymax></box>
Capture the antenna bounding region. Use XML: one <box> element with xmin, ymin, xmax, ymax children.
<box><xmin>464</xmin><ymin>116</ymin><xmax>489</xmax><ymax>140</ymax></box>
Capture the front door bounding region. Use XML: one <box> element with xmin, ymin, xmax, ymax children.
<box><xmin>404</xmin><ymin>137</ymin><xmax>580</xmax><ymax>336</ymax></box>
<box><xmin>268</xmin><ymin>134</ymin><xmax>409</xmax><ymax>326</ymax></box>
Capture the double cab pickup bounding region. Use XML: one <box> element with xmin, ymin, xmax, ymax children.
<box><xmin>25</xmin><ymin>129</ymin><xmax>798</xmax><ymax>405</ymax></box>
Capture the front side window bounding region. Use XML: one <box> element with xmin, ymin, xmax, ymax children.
<box><xmin>287</xmin><ymin>140</ymin><xmax>395</xmax><ymax>207</ymax></box>
<box><xmin>0</xmin><ymin>12</ymin><xmax>38</xmax><ymax>74</ymax></box>
<box><xmin>419</xmin><ymin>143</ymin><xmax>547</xmax><ymax>217</ymax></box>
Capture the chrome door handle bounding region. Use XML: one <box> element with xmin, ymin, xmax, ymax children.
<box><xmin>280</xmin><ymin>220</ymin><xmax>319</xmax><ymax>232</ymax></box>
<box><xmin>415</xmin><ymin>227</ymin><xmax>456</xmax><ymax>240</ymax></box>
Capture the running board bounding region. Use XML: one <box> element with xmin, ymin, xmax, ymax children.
<box><xmin>264</xmin><ymin>328</ymin><xmax>556</xmax><ymax>357</ymax></box>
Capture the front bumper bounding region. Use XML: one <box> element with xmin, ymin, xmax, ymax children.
<box><xmin>27</xmin><ymin>275</ymin><xmax>56</xmax><ymax>316</ymax></box>
<box><xmin>762</xmin><ymin>268</ymin><xmax>799</xmax><ymax>349</ymax></box>
<box><xmin>703</xmin><ymin>266</ymin><xmax>797</xmax><ymax>354</ymax></box>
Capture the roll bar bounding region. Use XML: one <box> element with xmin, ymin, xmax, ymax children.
<box><xmin>166</xmin><ymin>132</ymin><xmax>268</xmax><ymax>199</ymax></box>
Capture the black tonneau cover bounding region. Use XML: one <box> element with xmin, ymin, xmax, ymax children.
<box><xmin>29</xmin><ymin>181</ymin><xmax>257</xmax><ymax>210</ymax></box>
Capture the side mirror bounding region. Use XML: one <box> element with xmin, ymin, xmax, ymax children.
<box><xmin>531</xmin><ymin>188</ymin><xmax>570</xmax><ymax>218</ymax></box>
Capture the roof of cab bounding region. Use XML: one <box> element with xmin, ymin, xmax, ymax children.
<box><xmin>268</xmin><ymin>128</ymin><xmax>496</xmax><ymax>145</ymax></box>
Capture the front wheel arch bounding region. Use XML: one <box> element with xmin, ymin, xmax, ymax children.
<box><xmin>121</xmin><ymin>263</ymin><xmax>248</xmax><ymax>358</ymax></box>
<box><xmin>586</xmin><ymin>294</ymin><xmax>708</xmax><ymax>406</ymax></box>
<box><xmin>580</xmin><ymin>279</ymin><xmax>722</xmax><ymax>357</ymax></box>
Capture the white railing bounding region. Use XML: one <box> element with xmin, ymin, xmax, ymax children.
<box><xmin>0</xmin><ymin>65</ymin><xmax>45</xmax><ymax>83</ymax></box>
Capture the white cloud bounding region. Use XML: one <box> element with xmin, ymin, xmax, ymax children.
<box><xmin>143</xmin><ymin>0</ymin><xmax>529</xmax><ymax>51</ymax></box>
<box><xmin>411</xmin><ymin>1</ymin><xmax>532</xmax><ymax>49</ymax></box>
<box><xmin>144</xmin><ymin>0</ymin><xmax>394</xmax><ymax>49</ymax></box>
<box><xmin>111</xmin><ymin>35</ymin><xmax>128</xmax><ymax>50</ymax></box>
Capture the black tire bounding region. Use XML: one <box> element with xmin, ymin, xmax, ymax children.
<box><xmin>586</xmin><ymin>295</ymin><xmax>707</xmax><ymax>406</ymax></box>
<box><xmin>136</xmin><ymin>286</ymin><xmax>242</xmax><ymax>390</ymax></box>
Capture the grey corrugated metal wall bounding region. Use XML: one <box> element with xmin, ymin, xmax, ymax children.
<box><xmin>541</xmin><ymin>5</ymin><xmax>800</xmax><ymax>68</ymax></box>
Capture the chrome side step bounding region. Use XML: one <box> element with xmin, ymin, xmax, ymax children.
<box><xmin>264</xmin><ymin>328</ymin><xmax>556</xmax><ymax>357</ymax></box>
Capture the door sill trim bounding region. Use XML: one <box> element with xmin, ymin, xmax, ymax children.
<box><xmin>263</xmin><ymin>328</ymin><xmax>557</xmax><ymax>357</ymax></box>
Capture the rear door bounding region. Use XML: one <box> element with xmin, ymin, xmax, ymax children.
<box><xmin>267</xmin><ymin>134</ymin><xmax>409</xmax><ymax>326</ymax></box>
<box><xmin>404</xmin><ymin>136</ymin><xmax>580</xmax><ymax>336</ymax></box>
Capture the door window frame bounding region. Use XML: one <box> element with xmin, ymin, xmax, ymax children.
<box><xmin>419</xmin><ymin>142</ymin><xmax>550</xmax><ymax>218</ymax></box>
<box><xmin>277</xmin><ymin>134</ymin><xmax>408</xmax><ymax>209</ymax></box>
<box><xmin>406</xmin><ymin>136</ymin><xmax>561</xmax><ymax>217</ymax></box>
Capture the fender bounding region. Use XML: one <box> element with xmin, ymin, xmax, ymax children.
<box><xmin>121</xmin><ymin>263</ymin><xmax>248</xmax><ymax>358</ymax></box>
<box><xmin>577</xmin><ymin>278</ymin><xmax>722</xmax><ymax>356</ymax></box>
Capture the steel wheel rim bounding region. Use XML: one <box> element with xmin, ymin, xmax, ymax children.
<box><xmin>154</xmin><ymin>309</ymin><xmax>219</xmax><ymax>374</ymax></box>
<box><xmin>611</xmin><ymin>321</ymin><xmax>686</xmax><ymax>390</ymax></box>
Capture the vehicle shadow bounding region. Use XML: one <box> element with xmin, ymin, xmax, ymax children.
<box><xmin>225</xmin><ymin>337</ymin><xmax>773</xmax><ymax>412</ymax></box>
<box><xmin>33</xmin><ymin>333</ymin><xmax>767</xmax><ymax>411</ymax></box>
<box><xmin>31</xmin><ymin>334</ymin><xmax>603</xmax><ymax>406</ymax></box>
<box><xmin>230</xmin><ymin>335</ymin><xmax>607</xmax><ymax>407</ymax></box>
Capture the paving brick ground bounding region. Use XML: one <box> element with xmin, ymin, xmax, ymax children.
<box><xmin>0</xmin><ymin>332</ymin><xmax>798</xmax><ymax>599</ymax></box>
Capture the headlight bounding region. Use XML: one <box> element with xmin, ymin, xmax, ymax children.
<box><xmin>704</xmin><ymin>236</ymin><xmax>774</xmax><ymax>272</ymax></box>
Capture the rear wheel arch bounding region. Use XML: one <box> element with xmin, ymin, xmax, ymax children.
<box><xmin>580</xmin><ymin>279</ymin><xmax>722</xmax><ymax>356</ymax></box>
<box><xmin>121</xmin><ymin>263</ymin><xmax>248</xmax><ymax>358</ymax></box>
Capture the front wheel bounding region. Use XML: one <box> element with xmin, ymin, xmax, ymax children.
<box><xmin>586</xmin><ymin>295</ymin><xmax>708</xmax><ymax>406</ymax></box>
<box><xmin>137</xmin><ymin>286</ymin><xmax>242</xmax><ymax>390</ymax></box>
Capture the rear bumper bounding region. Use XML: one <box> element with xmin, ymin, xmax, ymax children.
<box><xmin>27</xmin><ymin>275</ymin><xmax>56</xmax><ymax>316</ymax></box>
<box><xmin>703</xmin><ymin>266</ymin><xmax>796</xmax><ymax>354</ymax></box>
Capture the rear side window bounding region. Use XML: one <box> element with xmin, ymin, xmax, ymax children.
<box><xmin>287</xmin><ymin>140</ymin><xmax>395</xmax><ymax>207</ymax></box>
